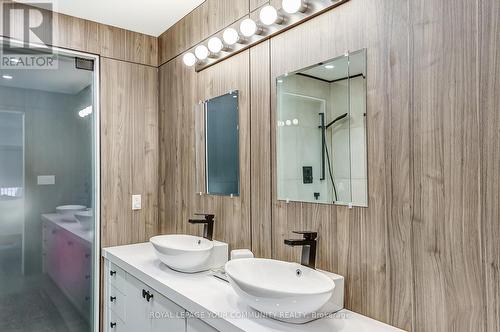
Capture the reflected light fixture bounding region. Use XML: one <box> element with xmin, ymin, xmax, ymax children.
<box><xmin>259</xmin><ymin>5</ymin><xmax>281</xmax><ymax>26</ymax></box>
<box><xmin>282</xmin><ymin>0</ymin><xmax>307</xmax><ymax>14</ymax></box>
<box><xmin>195</xmin><ymin>45</ymin><xmax>209</xmax><ymax>60</ymax></box>
<box><xmin>240</xmin><ymin>18</ymin><xmax>259</xmax><ymax>37</ymax></box>
<box><xmin>223</xmin><ymin>28</ymin><xmax>240</xmax><ymax>46</ymax></box>
<box><xmin>325</xmin><ymin>64</ymin><xmax>335</xmax><ymax>69</ymax></box>
<box><xmin>208</xmin><ymin>37</ymin><xmax>224</xmax><ymax>54</ymax></box>
<box><xmin>183</xmin><ymin>52</ymin><xmax>197</xmax><ymax>67</ymax></box>
<box><xmin>78</xmin><ymin>106</ymin><xmax>93</xmax><ymax>118</ymax></box>
<box><xmin>2</xmin><ymin>74</ymin><xmax>13</xmax><ymax>79</ymax></box>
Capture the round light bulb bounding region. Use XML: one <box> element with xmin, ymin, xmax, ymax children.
<box><xmin>194</xmin><ymin>45</ymin><xmax>209</xmax><ymax>60</ymax></box>
<box><xmin>259</xmin><ymin>5</ymin><xmax>279</xmax><ymax>26</ymax></box>
<box><xmin>292</xmin><ymin>118</ymin><xmax>299</xmax><ymax>125</ymax></box>
<box><xmin>183</xmin><ymin>52</ymin><xmax>196</xmax><ymax>67</ymax></box>
<box><xmin>285</xmin><ymin>120</ymin><xmax>292</xmax><ymax>126</ymax></box>
<box><xmin>207</xmin><ymin>37</ymin><xmax>223</xmax><ymax>54</ymax></box>
<box><xmin>240</xmin><ymin>18</ymin><xmax>258</xmax><ymax>38</ymax></box>
<box><xmin>282</xmin><ymin>0</ymin><xmax>305</xmax><ymax>14</ymax></box>
<box><xmin>223</xmin><ymin>28</ymin><xmax>240</xmax><ymax>45</ymax></box>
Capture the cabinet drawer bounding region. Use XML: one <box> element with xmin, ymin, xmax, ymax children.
<box><xmin>105</xmin><ymin>307</ymin><xmax>127</xmax><ymax>332</ymax></box>
<box><xmin>105</xmin><ymin>283</ymin><xmax>126</xmax><ymax>321</ymax></box>
<box><xmin>105</xmin><ymin>261</ymin><xmax>128</xmax><ymax>293</ymax></box>
<box><xmin>187</xmin><ymin>318</ymin><xmax>220</xmax><ymax>332</ymax></box>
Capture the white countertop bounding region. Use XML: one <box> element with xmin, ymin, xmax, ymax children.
<box><xmin>42</xmin><ymin>213</ymin><xmax>93</xmax><ymax>243</ymax></box>
<box><xmin>103</xmin><ymin>243</ymin><xmax>405</xmax><ymax>332</ymax></box>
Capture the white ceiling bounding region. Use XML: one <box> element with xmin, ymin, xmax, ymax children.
<box><xmin>0</xmin><ymin>55</ymin><xmax>93</xmax><ymax>94</ymax></box>
<box><xmin>300</xmin><ymin>53</ymin><xmax>365</xmax><ymax>82</ymax></box>
<box><xmin>24</xmin><ymin>0</ymin><xmax>205</xmax><ymax>37</ymax></box>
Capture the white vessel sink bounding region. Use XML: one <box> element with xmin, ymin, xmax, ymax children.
<box><xmin>225</xmin><ymin>258</ymin><xmax>335</xmax><ymax>322</ymax></box>
<box><xmin>74</xmin><ymin>210</ymin><xmax>93</xmax><ymax>231</ymax></box>
<box><xmin>150</xmin><ymin>235</ymin><xmax>214</xmax><ymax>273</ymax></box>
<box><xmin>56</xmin><ymin>205</ymin><xmax>86</xmax><ymax>215</ymax></box>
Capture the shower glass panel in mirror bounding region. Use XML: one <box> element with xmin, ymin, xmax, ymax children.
<box><xmin>276</xmin><ymin>49</ymin><xmax>367</xmax><ymax>206</ymax></box>
<box><xmin>194</xmin><ymin>91</ymin><xmax>240</xmax><ymax>196</ymax></box>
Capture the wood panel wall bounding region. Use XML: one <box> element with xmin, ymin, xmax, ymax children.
<box><xmin>101</xmin><ymin>58</ymin><xmax>159</xmax><ymax>247</ymax></box>
<box><xmin>158</xmin><ymin>0</ymin><xmax>249</xmax><ymax>65</ymax></box>
<box><xmin>0</xmin><ymin>0</ymin><xmax>158</xmax><ymax>66</ymax></box>
<box><xmin>159</xmin><ymin>50</ymin><xmax>251</xmax><ymax>250</ymax></box>
<box><xmin>480</xmin><ymin>0</ymin><xmax>500</xmax><ymax>331</ymax></box>
<box><xmin>158</xmin><ymin>0</ymin><xmax>500</xmax><ymax>331</ymax></box>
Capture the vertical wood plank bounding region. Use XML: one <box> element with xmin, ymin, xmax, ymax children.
<box><xmin>411</xmin><ymin>0</ymin><xmax>485</xmax><ymax>331</ymax></box>
<box><xmin>250</xmin><ymin>40</ymin><xmax>273</xmax><ymax>258</ymax></box>
<box><xmin>159</xmin><ymin>52</ymin><xmax>252</xmax><ymax>251</ymax></box>
<box><xmin>158</xmin><ymin>0</ymin><xmax>249</xmax><ymax>64</ymax></box>
<box><xmin>101</xmin><ymin>58</ymin><xmax>132</xmax><ymax>247</ymax></box>
<box><xmin>269</xmin><ymin>0</ymin><xmax>412</xmax><ymax>328</ymax></box>
<box><xmin>99</xmin><ymin>24</ymin><xmax>158</xmax><ymax>66</ymax></box>
<box><xmin>101</xmin><ymin>58</ymin><xmax>159</xmax><ymax>247</ymax></box>
<box><xmin>132</xmin><ymin>65</ymin><xmax>159</xmax><ymax>241</ymax></box>
<box><xmin>480</xmin><ymin>0</ymin><xmax>500</xmax><ymax>331</ymax></box>
<box><xmin>195</xmin><ymin>51</ymin><xmax>252</xmax><ymax>250</ymax></box>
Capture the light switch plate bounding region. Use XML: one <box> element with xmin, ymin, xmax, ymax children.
<box><xmin>132</xmin><ymin>195</ymin><xmax>141</xmax><ymax>210</ymax></box>
<box><xmin>37</xmin><ymin>175</ymin><xmax>55</xmax><ymax>185</ymax></box>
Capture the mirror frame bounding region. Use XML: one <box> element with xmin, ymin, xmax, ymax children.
<box><xmin>274</xmin><ymin>49</ymin><xmax>368</xmax><ymax>207</ymax></box>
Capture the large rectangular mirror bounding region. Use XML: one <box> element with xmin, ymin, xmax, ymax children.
<box><xmin>276</xmin><ymin>49</ymin><xmax>367</xmax><ymax>206</ymax></box>
<box><xmin>195</xmin><ymin>91</ymin><xmax>240</xmax><ymax>196</ymax></box>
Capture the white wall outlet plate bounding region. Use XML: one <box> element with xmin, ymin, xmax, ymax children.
<box><xmin>37</xmin><ymin>175</ymin><xmax>55</xmax><ymax>185</ymax></box>
<box><xmin>132</xmin><ymin>194</ymin><xmax>141</xmax><ymax>210</ymax></box>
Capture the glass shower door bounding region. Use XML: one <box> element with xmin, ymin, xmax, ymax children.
<box><xmin>0</xmin><ymin>38</ymin><xmax>99</xmax><ymax>332</ymax></box>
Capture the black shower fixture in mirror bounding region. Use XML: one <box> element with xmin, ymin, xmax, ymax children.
<box><xmin>276</xmin><ymin>49</ymin><xmax>368</xmax><ymax>207</ymax></box>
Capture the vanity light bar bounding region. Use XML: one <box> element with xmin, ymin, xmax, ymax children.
<box><xmin>182</xmin><ymin>0</ymin><xmax>350</xmax><ymax>72</ymax></box>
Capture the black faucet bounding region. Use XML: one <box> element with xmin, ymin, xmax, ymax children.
<box><xmin>284</xmin><ymin>231</ymin><xmax>317</xmax><ymax>269</ymax></box>
<box><xmin>188</xmin><ymin>213</ymin><xmax>215</xmax><ymax>241</ymax></box>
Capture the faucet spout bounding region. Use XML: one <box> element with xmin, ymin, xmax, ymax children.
<box><xmin>284</xmin><ymin>231</ymin><xmax>317</xmax><ymax>269</ymax></box>
<box><xmin>188</xmin><ymin>213</ymin><xmax>215</xmax><ymax>241</ymax></box>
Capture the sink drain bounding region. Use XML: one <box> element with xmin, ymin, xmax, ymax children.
<box><xmin>295</xmin><ymin>269</ymin><xmax>302</xmax><ymax>277</ymax></box>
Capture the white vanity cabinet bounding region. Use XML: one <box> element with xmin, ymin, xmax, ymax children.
<box><xmin>187</xmin><ymin>318</ymin><xmax>219</xmax><ymax>332</ymax></box>
<box><xmin>42</xmin><ymin>216</ymin><xmax>92</xmax><ymax>321</ymax></box>
<box><xmin>104</xmin><ymin>260</ymin><xmax>212</xmax><ymax>332</ymax></box>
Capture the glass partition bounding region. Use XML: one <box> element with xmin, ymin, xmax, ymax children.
<box><xmin>0</xmin><ymin>38</ymin><xmax>99</xmax><ymax>331</ymax></box>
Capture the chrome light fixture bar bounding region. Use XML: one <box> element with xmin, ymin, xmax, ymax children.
<box><xmin>183</xmin><ymin>0</ymin><xmax>349</xmax><ymax>72</ymax></box>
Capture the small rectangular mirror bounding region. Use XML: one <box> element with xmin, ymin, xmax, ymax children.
<box><xmin>196</xmin><ymin>91</ymin><xmax>240</xmax><ymax>196</ymax></box>
<box><xmin>276</xmin><ymin>49</ymin><xmax>367</xmax><ymax>206</ymax></box>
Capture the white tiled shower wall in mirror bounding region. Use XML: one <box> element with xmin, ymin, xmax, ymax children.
<box><xmin>277</xmin><ymin>73</ymin><xmax>367</xmax><ymax>205</ymax></box>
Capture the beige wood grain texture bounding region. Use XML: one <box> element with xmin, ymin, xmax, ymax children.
<box><xmin>0</xmin><ymin>0</ymin><xmax>157</xmax><ymax>66</ymax></box>
<box><xmin>196</xmin><ymin>52</ymin><xmax>251</xmax><ymax>251</ymax></box>
<box><xmin>155</xmin><ymin>0</ymin><xmax>499</xmax><ymax>330</ymax></box>
<box><xmin>101</xmin><ymin>58</ymin><xmax>159</xmax><ymax>247</ymax></box>
<box><xmin>250</xmin><ymin>40</ymin><xmax>272</xmax><ymax>258</ymax></box>
<box><xmin>98</xmin><ymin>24</ymin><xmax>158</xmax><ymax>66</ymax></box>
<box><xmin>411</xmin><ymin>0</ymin><xmax>485</xmax><ymax>331</ymax></box>
<box><xmin>158</xmin><ymin>0</ymin><xmax>249</xmax><ymax>65</ymax></box>
<box><xmin>55</xmin><ymin>13</ymin><xmax>100</xmax><ymax>55</ymax></box>
<box><xmin>132</xmin><ymin>65</ymin><xmax>159</xmax><ymax>242</ymax></box>
<box><xmin>480</xmin><ymin>0</ymin><xmax>500</xmax><ymax>331</ymax></box>
<box><xmin>158</xmin><ymin>56</ymin><xmax>197</xmax><ymax>236</ymax></box>
<box><xmin>158</xmin><ymin>51</ymin><xmax>252</xmax><ymax>251</ymax></box>
<box><xmin>250</xmin><ymin>0</ymin><xmax>268</xmax><ymax>11</ymax></box>
<box><xmin>269</xmin><ymin>0</ymin><xmax>412</xmax><ymax>328</ymax></box>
